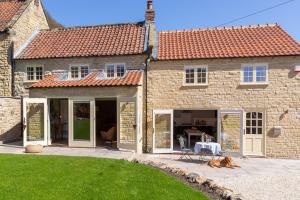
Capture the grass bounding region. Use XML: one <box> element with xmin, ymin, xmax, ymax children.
<box><xmin>0</xmin><ymin>154</ymin><xmax>209</xmax><ymax>200</ymax></box>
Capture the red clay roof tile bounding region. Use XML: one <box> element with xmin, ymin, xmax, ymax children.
<box><xmin>30</xmin><ymin>70</ymin><xmax>143</xmax><ymax>88</ymax></box>
<box><xmin>17</xmin><ymin>23</ymin><xmax>146</xmax><ymax>59</ymax></box>
<box><xmin>0</xmin><ymin>0</ymin><xmax>24</xmax><ymax>32</ymax></box>
<box><xmin>157</xmin><ymin>24</ymin><xmax>300</xmax><ymax>60</ymax></box>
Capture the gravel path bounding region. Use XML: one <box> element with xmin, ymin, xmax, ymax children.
<box><xmin>139</xmin><ymin>155</ymin><xmax>300</xmax><ymax>200</ymax></box>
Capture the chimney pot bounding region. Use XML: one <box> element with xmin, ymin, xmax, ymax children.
<box><xmin>145</xmin><ymin>0</ymin><xmax>155</xmax><ymax>22</ymax></box>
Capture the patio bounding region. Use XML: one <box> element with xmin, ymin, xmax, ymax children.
<box><xmin>0</xmin><ymin>145</ymin><xmax>299</xmax><ymax>200</ymax></box>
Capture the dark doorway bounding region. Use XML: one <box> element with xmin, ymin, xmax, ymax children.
<box><xmin>96</xmin><ymin>99</ymin><xmax>117</xmax><ymax>148</ymax></box>
<box><xmin>50</xmin><ymin>99</ymin><xmax>68</xmax><ymax>146</ymax></box>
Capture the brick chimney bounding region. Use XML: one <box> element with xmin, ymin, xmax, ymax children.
<box><xmin>145</xmin><ymin>0</ymin><xmax>155</xmax><ymax>22</ymax></box>
<box><xmin>145</xmin><ymin>0</ymin><xmax>155</xmax><ymax>49</ymax></box>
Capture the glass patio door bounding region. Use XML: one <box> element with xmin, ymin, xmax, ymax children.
<box><xmin>69</xmin><ymin>99</ymin><xmax>95</xmax><ymax>147</ymax></box>
<box><xmin>23</xmin><ymin>98</ymin><xmax>48</xmax><ymax>147</ymax></box>
<box><xmin>153</xmin><ymin>110</ymin><xmax>173</xmax><ymax>153</ymax></box>
<box><xmin>218</xmin><ymin>110</ymin><xmax>244</xmax><ymax>156</ymax></box>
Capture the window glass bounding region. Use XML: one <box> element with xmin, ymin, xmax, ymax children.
<box><xmin>80</xmin><ymin>66</ymin><xmax>89</xmax><ymax>78</ymax></box>
<box><xmin>185</xmin><ymin>68</ymin><xmax>195</xmax><ymax>84</ymax></box>
<box><xmin>106</xmin><ymin>65</ymin><xmax>115</xmax><ymax>78</ymax></box>
<box><xmin>197</xmin><ymin>67</ymin><xmax>207</xmax><ymax>84</ymax></box>
<box><xmin>35</xmin><ymin>67</ymin><xmax>43</xmax><ymax>80</ymax></box>
<box><xmin>71</xmin><ymin>66</ymin><xmax>79</xmax><ymax>79</ymax></box>
<box><xmin>116</xmin><ymin>64</ymin><xmax>125</xmax><ymax>78</ymax></box>
<box><xmin>27</xmin><ymin>67</ymin><xmax>35</xmax><ymax>81</ymax></box>
<box><xmin>256</xmin><ymin>66</ymin><xmax>267</xmax><ymax>82</ymax></box>
<box><xmin>246</xmin><ymin>112</ymin><xmax>263</xmax><ymax>135</ymax></box>
<box><xmin>243</xmin><ymin>66</ymin><xmax>253</xmax><ymax>82</ymax></box>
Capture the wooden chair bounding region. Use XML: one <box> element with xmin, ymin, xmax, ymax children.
<box><xmin>178</xmin><ymin>136</ymin><xmax>193</xmax><ymax>160</ymax></box>
<box><xmin>100</xmin><ymin>127</ymin><xmax>116</xmax><ymax>144</ymax></box>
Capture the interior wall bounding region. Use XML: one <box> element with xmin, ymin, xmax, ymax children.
<box><xmin>174</xmin><ymin>110</ymin><xmax>217</xmax><ymax>126</ymax></box>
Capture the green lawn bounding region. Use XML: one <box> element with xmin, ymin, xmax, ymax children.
<box><xmin>0</xmin><ymin>155</ymin><xmax>209</xmax><ymax>200</ymax></box>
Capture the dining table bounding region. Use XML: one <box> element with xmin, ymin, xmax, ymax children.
<box><xmin>194</xmin><ymin>142</ymin><xmax>221</xmax><ymax>155</ymax></box>
<box><xmin>184</xmin><ymin>129</ymin><xmax>204</xmax><ymax>148</ymax></box>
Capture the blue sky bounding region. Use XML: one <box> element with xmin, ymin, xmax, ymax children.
<box><xmin>43</xmin><ymin>0</ymin><xmax>300</xmax><ymax>42</ymax></box>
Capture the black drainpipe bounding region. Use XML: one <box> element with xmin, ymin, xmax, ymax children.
<box><xmin>10</xmin><ymin>41</ymin><xmax>15</xmax><ymax>97</ymax></box>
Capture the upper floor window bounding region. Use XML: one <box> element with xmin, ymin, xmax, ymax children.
<box><xmin>106</xmin><ymin>64</ymin><xmax>126</xmax><ymax>78</ymax></box>
<box><xmin>184</xmin><ymin>66</ymin><xmax>208</xmax><ymax>85</ymax></box>
<box><xmin>70</xmin><ymin>65</ymin><xmax>89</xmax><ymax>79</ymax></box>
<box><xmin>26</xmin><ymin>66</ymin><xmax>43</xmax><ymax>81</ymax></box>
<box><xmin>241</xmin><ymin>64</ymin><xmax>268</xmax><ymax>84</ymax></box>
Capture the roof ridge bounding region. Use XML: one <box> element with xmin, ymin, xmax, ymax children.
<box><xmin>159</xmin><ymin>23</ymin><xmax>279</xmax><ymax>34</ymax></box>
<box><xmin>41</xmin><ymin>21</ymin><xmax>146</xmax><ymax>32</ymax></box>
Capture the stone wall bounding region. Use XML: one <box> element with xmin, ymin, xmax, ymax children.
<box><xmin>0</xmin><ymin>33</ymin><xmax>12</xmax><ymax>96</ymax></box>
<box><xmin>0</xmin><ymin>97</ymin><xmax>21</xmax><ymax>143</ymax></box>
<box><xmin>120</xmin><ymin>102</ymin><xmax>136</xmax><ymax>145</ymax></box>
<box><xmin>147</xmin><ymin>56</ymin><xmax>300</xmax><ymax>159</ymax></box>
<box><xmin>12</xmin><ymin>0</ymin><xmax>49</xmax><ymax>51</ymax></box>
<box><xmin>14</xmin><ymin>55</ymin><xmax>146</xmax><ymax>97</ymax></box>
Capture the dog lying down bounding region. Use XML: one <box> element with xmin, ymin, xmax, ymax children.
<box><xmin>208</xmin><ymin>157</ymin><xmax>240</xmax><ymax>169</ymax></box>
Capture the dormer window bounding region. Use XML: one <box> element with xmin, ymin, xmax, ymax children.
<box><xmin>106</xmin><ymin>64</ymin><xmax>126</xmax><ymax>78</ymax></box>
<box><xmin>70</xmin><ymin>65</ymin><xmax>89</xmax><ymax>79</ymax></box>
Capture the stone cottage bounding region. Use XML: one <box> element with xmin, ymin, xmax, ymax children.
<box><xmin>1</xmin><ymin>0</ymin><xmax>300</xmax><ymax>158</ymax></box>
<box><xmin>0</xmin><ymin>0</ymin><xmax>48</xmax><ymax>142</ymax></box>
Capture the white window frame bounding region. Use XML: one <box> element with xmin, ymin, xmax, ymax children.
<box><xmin>69</xmin><ymin>64</ymin><xmax>90</xmax><ymax>80</ymax></box>
<box><xmin>25</xmin><ymin>66</ymin><xmax>44</xmax><ymax>82</ymax></box>
<box><xmin>183</xmin><ymin>66</ymin><xmax>208</xmax><ymax>86</ymax></box>
<box><xmin>241</xmin><ymin>63</ymin><xmax>269</xmax><ymax>85</ymax></box>
<box><xmin>105</xmin><ymin>63</ymin><xmax>126</xmax><ymax>79</ymax></box>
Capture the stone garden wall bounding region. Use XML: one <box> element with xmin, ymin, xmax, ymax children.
<box><xmin>0</xmin><ymin>97</ymin><xmax>22</xmax><ymax>143</ymax></box>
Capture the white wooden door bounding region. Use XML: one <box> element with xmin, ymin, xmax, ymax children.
<box><xmin>69</xmin><ymin>99</ymin><xmax>95</xmax><ymax>147</ymax></box>
<box><xmin>244</xmin><ymin>112</ymin><xmax>265</xmax><ymax>156</ymax></box>
<box><xmin>117</xmin><ymin>97</ymin><xmax>137</xmax><ymax>151</ymax></box>
<box><xmin>153</xmin><ymin>110</ymin><xmax>173</xmax><ymax>153</ymax></box>
<box><xmin>23</xmin><ymin>98</ymin><xmax>48</xmax><ymax>147</ymax></box>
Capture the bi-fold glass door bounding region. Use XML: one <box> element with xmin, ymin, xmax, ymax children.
<box><xmin>23</xmin><ymin>98</ymin><xmax>48</xmax><ymax>146</ymax></box>
<box><xmin>218</xmin><ymin>110</ymin><xmax>244</xmax><ymax>156</ymax></box>
<box><xmin>69</xmin><ymin>99</ymin><xmax>95</xmax><ymax>147</ymax></box>
<box><xmin>153</xmin><ymin>110</ymin><xmax>174</xmax><ymax>153</ymax></box>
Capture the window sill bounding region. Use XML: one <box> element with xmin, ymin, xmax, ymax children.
<box><xmin>24</xmin><ymin>80</ymin><xmax>39</xmax><ymax>83</ymax></box>
<box><xmin>182</xmin><ymin>83</ymin><xmax>209</xmax><ymax>87</ymax></box>
<box><xmin>240</xmin><ymin>82</ymin><xmax>269</xmax><ymax>86</ymax></box>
